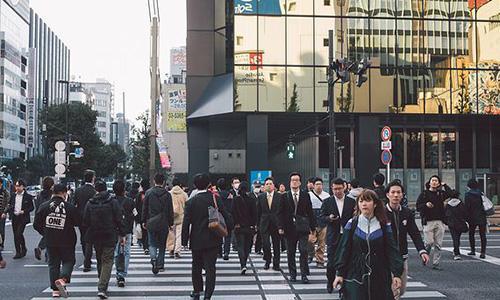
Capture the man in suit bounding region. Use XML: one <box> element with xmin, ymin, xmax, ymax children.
<box><xmin>257</xmin><ymin>177</ymin><xmax>282</xmax><ymax>271</ymax></box>
<box><xmin>321</xmin><ymin>177</ymin><xmax>356</xmax><ymax>293</ymax></box>
<box><xmin>73</xmin><ymin>170</ymin><xmax>97</xmax><ymax>271</ymax></box>
<box><xmin>9</xmin><ymin>179</ymin><xmax>34</xmax><ymax>259</ymax></box>
<box><xmin>278</xmin><ymin>172</ymin><xmax>316</xmax><ymax>284</ymax></box>
<box><xmin>249</xmin><ymin>181</ymin><xmax>263</xmax><ymax>254</ymax></box>
<box><xmin>182</xmin><ymin>173</ymin><xmax>231</xmax><ymax>300</ymax></box>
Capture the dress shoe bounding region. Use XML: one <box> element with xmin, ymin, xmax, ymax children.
<box><xmin>272</xmin><ymin>266</ymin><xmax>282</xmax><ymax>272</ymax></box>
<box><xmin>289</xmin><ymin>275</ymin><xmax>297</xmax><ymax>282</ymax></box>
<box><xmin>223</xmin><ymin>255</ymin><xmax>229</xmax><ymax>261</ymax></box>
<box><xmin>83</xmin><ymin>267</ymin><xmax>92</xmax><ymax>272</ymax></box>
<box><xmin>190</xmin><ymin>291</ymin><xmax>201</xmax><ymax>300</ymax></box>
<box><xmin>263</xmin><ymin>263</ymin><xmax>270</xmax><ymax>270</ymax></box>
<box><xmin>326</xmin><ymin>281</ymin><xmax>333</xmax><ymax>293</ymax></box>
<box><xmin>480</xmin><ymin>253</ymin><xmax>486</xmax><ymax>259</ymax></box>
<box><xmin>301</xmin><ymin>275</ymin><xmax>309</xmax><ymax>284</ymax></box>
<box><xmin>12</xmin><ymin>253</ymin><xmax>22</xmax><ymax>259</ymax></box>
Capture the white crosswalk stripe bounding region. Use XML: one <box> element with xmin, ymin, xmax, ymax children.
<box><xmin>31</xmin><ymin>245</ymin><xmax>446</xmax><ymax>299</ymax></box>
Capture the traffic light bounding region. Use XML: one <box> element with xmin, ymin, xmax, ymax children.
<box><xmin>335</xmin><ymin>59</ymin><xmax>350</xmax><ymax>84</ymax></box>
<box><xmin>355</xmin><ymin>57</ymin><xmax>371</xmax><ymax>87</ymax></box>
<box><xmin>286</xmin><ymin>142</ymin><xmax>296</xmax><ymax>160</ymax></box>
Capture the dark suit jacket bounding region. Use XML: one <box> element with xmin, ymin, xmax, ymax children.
<box><xmin>278</xmin><ymin>190</ymin><xmax>316</xmax><ymax>237</ymax></box>
<box><xmin>9</xmin><ymin>192</ymin><xmax>34</xmax><ymax>224</ymax></box>
<box><xmin>73</xmin><ymin>183</ymin><xmax>96</xmax><ymax>218</ymax></box>
<box><xmin>257</xmin><ymin>191</ymin><xmax>282</xmax><ymax>233</ymax></box>
<box><xmin>321</xmin><ymin>195</ymin><xmax>356</xmax><ymax>246</ymax></box>
<box><xmin>181</xmin><ymin>191</ymin><xmax>231</xmax><ymax>251</ymax></box>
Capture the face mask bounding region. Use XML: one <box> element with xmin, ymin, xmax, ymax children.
<box><xmin>253</xmin><ymin>188</ymin><xmax>260</xmax><ymax>194</ymax></box>
<box><xmin>233</xmin><ymin>183</ymin><xmax>240</xmax><ymax>190</ymax></box>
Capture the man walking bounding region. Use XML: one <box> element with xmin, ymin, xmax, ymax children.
<box><xmin>34</xmin><ymin>176</ymin><xmax>55</xmax><ymax>261</ymax></box>
<box><xmin>9</xmin><ymin>179</ymin><xmax>34</xmax><ymax>259</ymax></box>
<box><xmin>34</xmin><ymin>184</ymin><xmax>81</xmax><ymax>298</ymax></box>
<box><xmin>373</xmin><ymin>173</ymin><xmax>387</xmax><ymax>203</ymax></box>
<box><xmin>322</xmin><ymin>178</ymin><xmax>355</xmax><ymax>293</ymax></box>
<box><xmin>142</xmin><ymin>173</ymin><xmax>174</xmax><ymax>274</ymax></box>
<box><xmin>386</xmin><ymin>180</ymin><xmax>429</xmax><ymax>299</ymax></box>
<box><xmin>249</xmin><ymin>181</ymin><xmax>263</xmax><ymax>254</ymax></box>
<box><xmin>278</xmin><ymin>172</ymin><xmax>316</xmax><ymax>284</ymax></box>
<box><xmin>83</xmin><ymin>181</ymin><xmax>125</xmax><ymax>299</ymax></box>
<box><xmin>73</xmin><ymin>170</ymin><xmax>96</xmax><ymax>271</ymax></box>
<box><xmin>182</xmin><ymin>173</ymin><xmax>231</xmax><ymax>300</ymax></box>
<box><xmin>112</xmin><ymin>180</ymin><xmax>136</xmax><ymax>287</ymax></box>
<box><xmin>257</xmin><ymin>177</ymin><xmax>282</xmax><ymax>271</ymax></box>
<box><xmin>307</xmin><ymin>177</ymin><xmax>330</xmax><ymax>268</ymax></box>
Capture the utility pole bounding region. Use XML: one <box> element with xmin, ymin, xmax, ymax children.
<box><xmin>148</xmin><ymin>2</ymin><xmax>160</xmax><ymax>184</ymax></box>
<box><xmin>328</xmin><ymin>30</ymin><xmax>337</xmax><ymax>185</ymax></box>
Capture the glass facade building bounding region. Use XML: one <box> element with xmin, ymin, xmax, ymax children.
<box><xmin>187</xmin><ymin>0</ymin><xmax>500</xmax><ymax>203</ymax></box>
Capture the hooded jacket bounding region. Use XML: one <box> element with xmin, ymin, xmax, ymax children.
<box><xmin>170</xmin><ymin>185</ymin><xmax>187</xmax><ymax>225</ymax></box>
<box><xmin>142</xmin><ymin>186</ymin><xmax>174</xmax><ymax>232</ymax></box>
<box><xmin>83</xmin><ymin>191</ymin><xmax>125</xmax><ymax>247</ymax></box>
<box><xmin>465</xmin><ymin>189</ymin><xmax>487</xmax><ymax>226</ymax></box>
<box><xmin>347</xmin><ymin>187</ymin><xmax>363</xmax><ymax>200</ymax></box>
<box><xmin>445</xmin><ymin>198</ymin><xmax>468</xmax><ymax>232</ymax></box>
<box><xmin>34</xmin><ymin>196</ymin><xmax>81</xmax><ymax>247</ymax></box>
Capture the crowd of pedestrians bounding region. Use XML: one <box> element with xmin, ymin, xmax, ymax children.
<box><xmin>0</xmin><ymin>169</ymin><xmax>495</xmax><ymax>300</ymax></box>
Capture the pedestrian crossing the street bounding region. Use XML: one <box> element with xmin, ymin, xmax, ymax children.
<box><xmin>31</xmin><ymin>245</ymin><xmax>447</xmax><ymax>299</ymax></box>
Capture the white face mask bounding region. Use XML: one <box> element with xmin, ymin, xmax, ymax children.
<box><xmin>233</xmin><ymin>183</ymin><xmax>240</xmax><ymax>190</ymax></box>
<box><xmin>253</xmin><ymin>188</ymin><xmax>260</xmax><ymax>194</ymax></box>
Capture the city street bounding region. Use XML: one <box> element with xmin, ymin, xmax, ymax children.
<box><xmin>2</xmin><ymin>220</ymin><xmax>500</xmax><ymax>299</ymax></box>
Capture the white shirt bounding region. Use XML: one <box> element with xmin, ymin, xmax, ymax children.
<box><xmin>14</xmin><ymin>192</ymin><xmax>24</xmax><ymax>214</ymax></box>
<box><xmin>267</xmin><ymin>191</ymin><xmax>274</xmax><ymax>199</ymax></box>
<box><xmin>335</xmin><ymin>195</ymin><xmax>345</xmax><ymax>233</ymax></box>
<box><xmin>309</xmin><ymin>190</ymin><xmax>330</xmax><ymax>209</ymax></box>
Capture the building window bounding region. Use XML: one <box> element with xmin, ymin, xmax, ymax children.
<box><xmin>323</xmin><ymin>38</ymin><xmax>329</xmax><ymax>47</ymax></box>
<box><xmin>324</xmin><ymin>0</ymin><xmax>331</xmax><ymax>5</ymax></box>
<box><xmin>236</xmin><ymin>36</ymin><xmax>243</xmax><ymax>46</ymax></box>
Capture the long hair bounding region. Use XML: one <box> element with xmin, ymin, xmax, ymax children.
<box><xmin>354</xmin><ymin>189</ymin><xmax>388</xmax><ymax>225</ymax></box>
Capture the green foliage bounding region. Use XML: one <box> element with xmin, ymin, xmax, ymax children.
<box><xmin>129</xmin><ymin>111</ymin><xmax>161</xmax><ymax>180</ymax></box>
<box><xmin>287</xmin><ymin>83</ymin><xmax>300</xmax><ymax>112</ymax></box>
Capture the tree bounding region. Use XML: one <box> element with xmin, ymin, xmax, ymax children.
<box><xmin>129</xmin><ymin>111</ymin><xmax>161</xmax><ymax>180</ymax></box>
<box><xmin>287</xmin><ymin>83</ymin><xmax>300</xmax><ymax>112</ymax></box>
<box><xmin>455</xmin><ymin>71</ymin><xmax>471</xmax><ymax>114</ymax></box>
<box><xmin>24</xmin><ymin>155</ymin><xmax>50</xmax><ymax>185</ymax></box>
<box><xmin>95</xmin><ymin>144</ymin><xmax>127</xmax><ymax>179</ymax></box>
<box><xmin>338</xmin><ymin>81</ymin><xmax>352</xmax><ymax>112</ymax></box>
<box><xmin>2</xmin><ymin>158</ymin><xmax>25</xmax><ymax>182</ymax></box>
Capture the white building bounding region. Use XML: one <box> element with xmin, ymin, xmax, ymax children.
<box><xmin>0</xmin><ymin>0</ymin><xmax>30</xmax><ymax>160</ymax></box>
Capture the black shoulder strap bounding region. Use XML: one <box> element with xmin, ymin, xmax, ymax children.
<box><xmin>311</xmin><ymin>191</ymin><xmax>323</xmax><ymax>202</ymax></box>
<box><xmin>348</xmin><ymin>216</ymin><xmax>358</xmax><ymax>249</ymax></box>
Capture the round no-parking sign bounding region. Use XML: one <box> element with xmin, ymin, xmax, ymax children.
<box><xmin>381</xmin><ymin>150</ymin><xmax>392</xmax><ymax>165</ymax></box>
<box><xmin>381</xmin><ymin>126</ymin><xmax>392</xmax><ymax>141</ymax></box>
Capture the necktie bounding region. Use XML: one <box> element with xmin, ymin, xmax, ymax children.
<box><xmin>267</xmin><ymin>193</ymin><xmax>272</xmax><ymax>209</ymax></box>
<box><xmin>293</xmin><ymin>193</ymin><xmax>298</xmax><ymax>214</ymax></box>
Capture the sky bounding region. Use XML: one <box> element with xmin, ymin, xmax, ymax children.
<box><xmin>30</xmin><ymin>0</ymin><xmax>186</xmax><ymax>124</ymax></box>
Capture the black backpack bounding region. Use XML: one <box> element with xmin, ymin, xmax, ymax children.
<box><xmin>88</xmin><ymin>196</ymin><xmax>115</xmax><ymax>233</ymax></box>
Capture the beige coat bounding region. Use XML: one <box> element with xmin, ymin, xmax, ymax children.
<box><xmin>170</xmin><ymin>186</ymin><xmax>187</xmax><ymax>225</ymax></box>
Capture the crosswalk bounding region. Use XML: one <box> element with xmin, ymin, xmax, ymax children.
<box><xmin>31</xmin><ymin>245</ymin><xmax>447</xmax><ymax>299</ymax></box>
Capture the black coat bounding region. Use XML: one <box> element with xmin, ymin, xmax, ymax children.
<box><xmin>445</xmin><ymin>199</ymin><xmax>468</xmax><ymax>233</ymax></box>
<box><xmin>114</xmin><ymin>195</ymin><xmax>136</xmax><ymax>234</ymax></box>
<box><xmin>9</xmin><ymin>192</ymin><xmax>34</xmax><ymax>224</ymax></box>
<box><xmin>321</xmin><ymin>195</ymin><xmax>356</xmax><ymax>246</ymax></box>
<box><xmin>278</xmin><ymin>190</ymin><xmax>316</xmax><ymax>237</ymax></box>
<box><xmin>232</xmin><ymin>193</ymin><xmax>257</xmax><ymax>229</ymax></box>
<box><xmin>416</xmin><ymin>184</ymin><xmax>452</xmax><ymax>225</ymax></box>
<box><xmin>257</xmin><ymin>191</ymin><xmax>282</xmax><ymax>233</ymax></box>
<box><xmin>73</xmin><ymin>184</ymin><xmax>96</xmax><ymax>218</ymax></box>
<box><xmin>374</xmin><ymin>185</ymin><xmax>387</xmax><ymax>203</ymax></box>
<box><xmin>181</xmin><ymin>191</ymin><xmax>231</xmax><ymax>251</ymax></box>
<box><xmin>33</xmin><ymin>196</ymin><xmax>81</xmax><ymax>247</ymax></box>
<box><xmin>82</xmin><ymin>191</ymin><xmax>125</xmax><ymax>247</ymax></box>
<box><xmin>386</xmin><ymin>204</ymin><xmax>426</xmax><ymax>259</ymax></box>
<box><xmin>142</xmin><ymin>186</ymin><xmax>174</xmax><ymax>232</ymax></box>
<box><xmin>464</xmin><ymin>189</ymin><xmax>487</xmax><ymax>226</ymax></box>
<box><xmin>34</xmin><ymin>190</ymin><xmax>52</xmax><ymax>212</ymax></box>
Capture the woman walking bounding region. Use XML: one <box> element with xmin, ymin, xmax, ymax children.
<box><xmin>465</xmin><ymin>179</ymin><xmax>487</xmax><ymax>259</ymax></box>
<box><xmin>445</xmin><ymin>190</ymin><xmax>468</xmax><ymax>260</ymax></box>
<box><xmin>333</xmin><ymin>189</ymin><xmax>403</xmax><ymax>300</ymax></box>
<box><xmin>232</xmin><ymin>181</ymin><xmax>257</xmax><ymax>274</ymax></box>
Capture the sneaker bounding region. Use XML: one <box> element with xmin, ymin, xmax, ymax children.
<box><xmin>34</xmin><ymin>247</ymin><xmax>42</xmax><ymax>260</ymax></box>
<box><xmin>169</xmin><ymin>250</ymin><xmax>174</xmax><ymax>258</ymax></box>
<box><xmin>454</xmin><ymin>255</ymin><xmax>461</xmax><ymax>260</ymax></box>
<box><xmin>54</xmin><ymin>278</ymin><xmax>68</xmax><ymax>298</ymax></box>
<box><xmin>151</xmin><ymin>259</ymin><xmax>158</xmax><ymax>275</ymax></box>
<box><xmin>97</xmin><ymin>291</ymin><xmax>108</xmax><ymax>299</ymax></box>
<box><xmin>467</xmin><ymin>251</ymin><xmax>476</xmax><ymax>256</ymax></box>
<box><xmin>480</xmin><ymin>253</ymin><xmax>486</xmax><ymax>259</ymax></box>
<box><xmin>144</xmin><ymin>249</ymin><xmax>150</xmax><ymax>255</ymax></box>
<box><xmin>52</xmin><ymin>290</ymin><xmax>61</xmax><ymax>298</ymax></box>
<box><xmin>0</xmin><ymin>259</ymin><xmax>6</xmax><ymax>268</ymax></box>
<box><xmin>82</xmin><ymin>267</ymin><xmax>91</xmax><ymax>272</ymax></box>
<box><xmin>240</xmin><ymin>267</ymin><xmax>247</xmax><ymax>275</ymax></box>
<box><xmin>174</xmin><ymin>253</ymin><xmax>181</xmax><ymax>259</ymax></box>
<box><xmin>117</xmin><ymin>278</ymin><xmax>125</xmax><ymax>287</ymax></box>
<box><xmin>223</xmin><ymin>255</ymin><xmax>229</xmax><ymax>261</ymax></box>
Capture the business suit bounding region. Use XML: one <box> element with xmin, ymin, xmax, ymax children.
<box><xmin>182</xmin><ymin>191</ymin><xmax>231</xmax><ymax>299</ymax></box>
<box><xmin>73</xmin><ymin>183</ymin><xmax>96</xmax><ymax>269</ymax></box>
<box><xmin>321</xmin><ymin>194</ymin><xmax>356</xmax><ymax>288</ymax></box>
<box><xmin>278</xmin><ymin>190</ymin><xmax>316</xmax><ymax>278</ymax></box>
<box><xmin>257</xmin><ymin>191</ymin><xmax>282</xmax><ymax>268</ymax></box>
<box><xmin>9</xmin><ymin>191</ymin><xmax>34</xmax><ymax>256</ymax></box>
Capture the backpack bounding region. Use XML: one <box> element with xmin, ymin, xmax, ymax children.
<box><xmin>88</xmin><ymin>196</ymin><xmax>115</xmax><ymax>233</ymax></box>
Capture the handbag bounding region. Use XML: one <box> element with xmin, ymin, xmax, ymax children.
<box><xmin>208</xmin><ymin>194</ymin><xmax>228</xmax><ymax>238</ymax></box>
<box><xmin>482</xmin><ymin>195</ymin><xmax>495</xmax><ymax>216</ymax></box>
<box><xmin>294</xmin><ymin>215</ymin><xmax>311</xmax><ymax>235</ymax></box>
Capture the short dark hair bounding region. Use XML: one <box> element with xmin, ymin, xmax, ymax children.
<box><xmin>350</xmin><ymin>178</ymin><xmax>360</xmax><ymax>188</ymax></box>
<box><xmin>95</xmin><ymin>181</ymin><xmax>107</xmax><ymax>193</ymax></box>
<box><xmin>131</xmin><ymin>182</ymin><xmax>140</xmax><ymax>190</ymax></box>
<box><xmin>373</xmin><ymin>173</ymin><xmax>385</xmax><ymax>186</ymax></box>
<box><xmin>330</xmin><ymin>177</ymin><xmax>345</xmax><ymax>186</ymax></box>
<box><xmin>154</xmin><ymin>173</ymin><xmax>165</xmax><ymax>185</ymax></box>
<box><xmin>140</xmin><ymin>179</ymin><xmax>150</xmax><ymax>190</ymax></box>
<box><xmin>16</xmin><ymin>179</ymin><xmax>26</xmax><ymax>187</ymax></box>
<box><xmin>172</xmin><ymin>178</ymin><xmax>181</xmax><ymax>187</ymax></box>
<box><xmin>42</xmin><ymin>176</ymin><xmax>55</xmax><ymax>190</ymax></box>
<box><xmin>314</xmin><ymin>177</ymin><xmax>323</xmax><ymax>184</ymax></box>
<box><xmin>216</xmin><ymin>178</ymin><xmax>227</xmax><ymax>190</ymax></box>
<box><xmin>289</xmin><ymin>172</ymin><xmax>302</xmax><ymax>181</ymax></box>
<box><xmin>231</xmin><ymin>177</ymin><xmax>240</xmax><ymax>184</ymax></box>
<box><xmin>194</xmin><ymin>173</ymin><xmax>210</xmax><ymax>190</ymax></box>
<box><xmin>113</xmin><ymin>179</ymin><xmax>125</xmax><ymax>196</ymax></box>
<box><xmin>52</xmin><ymin>183</ymin><xmax>67</xmax><ymax>194</ymax></box>
<box><xmin>385</xmin><ymin>180</ymin><xmax>405</xmax><ymax>194</ymax></box>
<box><xmin>264</xmin><ymin>177</ymin><xmax>274</xmax><ymax>184</ymax></box>
<box><xmin>239</xmin><ymin>181</ymin><xmax>249</xmax><ymax>194</ymax></box>
<box><xmin>83</xmin><ymin>170</ymin><xmax>95</xmax><ymax>183</ymax></box>
<box><xmin>467</xmin><ymin>179</ymin><xmax>479</xmax><ymax>189</ymax></box>
<box><xmin>307</xmin><ymin>177</ymin><xmax>316</xmax><ymax>184</ymax></box>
